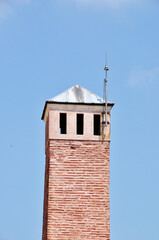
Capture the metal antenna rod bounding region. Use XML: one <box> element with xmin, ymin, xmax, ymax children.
<box><xmin>104</xmin><ymin>53</ymin><xmax>109</xmax><ymax>127</ymax></box>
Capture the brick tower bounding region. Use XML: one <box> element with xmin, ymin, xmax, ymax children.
<box><xmin>41</xmin><ymin>85</ymin><xmax>114</xmax><ymax>240</ymax></box>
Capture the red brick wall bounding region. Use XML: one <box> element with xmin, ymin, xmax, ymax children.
<box><xmin>42</xmin><ymin>139</ymin><xmax>110</xmax><ymax>240</ymax></box>
<box><xmin>42</xmin><ymin>117</ymin><xmax>49</xmax><ymax>240</ymax></box>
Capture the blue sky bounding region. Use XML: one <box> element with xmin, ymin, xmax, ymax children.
<box><xmin>0</xmin><ymin>0</ymin><xmax>159</xmax><ymax>239</ymax></box>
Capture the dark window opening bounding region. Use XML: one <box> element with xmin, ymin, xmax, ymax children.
<box><xmin>77</xmin><ymin>114</ymin><xmax>84</xmax><ymax>135</ymax></box>
<box><xmin>94</xmin><ymin>115</ymin><xmax>100</xmax><ymax>135</ymax></box>
<box><xmin>60</xmin><ymin>113</ymin><xmax>67</xmax><ymax>134</ymax></box>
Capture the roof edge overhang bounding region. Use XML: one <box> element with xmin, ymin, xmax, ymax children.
<box><xmin>41</xmin><ymin>101</ymin><xmax>115</xmax><ymax>121</ymax></box>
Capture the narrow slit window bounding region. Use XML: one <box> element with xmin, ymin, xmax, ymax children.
<box><xmin>60</xmin><ymin>113</ymin><xmax>67</xmax><ymax>134</ymax></box>
<box><xmin>77</xmin><ymin>114</ymin><xmax>84</xmax><ymax>135</ymax></box>
<box><xmin>94</xmin><ymin>114</ymin><xmax>100</xmax><ymax>136</ymax></box>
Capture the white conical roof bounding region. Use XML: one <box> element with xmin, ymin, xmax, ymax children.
<box><xmin>49</xmin><ymin>85</ymin><xmax>104</xmax><ymax>104</ymax></box>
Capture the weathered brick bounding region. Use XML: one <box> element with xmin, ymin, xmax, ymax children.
<box><xmin>42</xmin><ymin>140</ymin><xmax>110</xmax><ymax>240</ymax></box>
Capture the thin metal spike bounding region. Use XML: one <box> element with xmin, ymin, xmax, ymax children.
<box><xmin>104</xmin><ymin>53</ymin><xmax>109</xmax><ymax>127</ymax></box>
<box><xmin>105</xmin><ymin>52</ymin><xmax>108</xmax><ymax>68</ymax></box>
